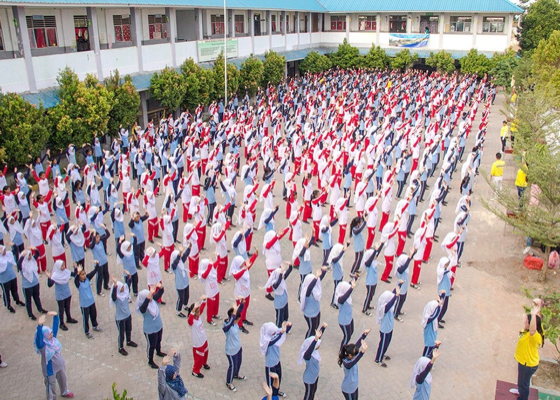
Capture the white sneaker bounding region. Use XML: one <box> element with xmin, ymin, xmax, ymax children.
<box><xmin>0</xmin><ymin>361</ymin><xmax>7</xmax><ymax>368</ymax></box>
<box><xmin>509</xmin><ymin>388</ymin><xmax>519</xmax><ymax>395</ymax></box>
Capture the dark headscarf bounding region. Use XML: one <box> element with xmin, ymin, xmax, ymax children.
<box><xmin>165</xmin><ymin>365</ymin><xmax>187</xmax><ymax>397</ymax></box>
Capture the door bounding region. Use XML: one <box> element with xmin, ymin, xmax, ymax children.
<box><xmin>254</xmin><ymin>14</ymin><xmax>261</xmax><ymax>36</ymax></box>
<box><xmin>312</xmin><ymin>13</ymin><xmax>319</xmax><ymax>32</ymax></box>
<box><xmin>74</xmin><ymin>15</ymin><xmax>90</xmax><ymax>52</ymax></box>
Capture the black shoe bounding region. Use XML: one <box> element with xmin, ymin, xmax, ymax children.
<box><xmin>67</xmin><ymin>318</ymin><xmax>78</xmax><ymax>324</ymax></box>
<box><xmin>203</xmin><ymin>364</ymin><xmax>210</xmax><ymax>370</ymax></box>
<box><xmin>160</xmin><ymin>301</ymin><xmax>166</xmax><ymax>305</ymax></box>
<box><xmin>278</xmin><ymin>391</ymin><xmax>286</xmax><ymax>397</ymax></box>
<box><xmin>384</xmin><ymin>355</ymin><xmax>391</xmax><ymax>360</ymax></box>
<box><xmin>148</xmin><ymin>361</ymin><xmax>159</xmax><ymax>369</ymax></box>
<box><xmin>243</xmin><ymin>319</ymin><xmax>253</xmax><ymax>326</ymax></box>
<box><xmin>439</xmin><ymin>319</ymin><xmax>446</xmax><ymax>324</ymax></box>
<box><xmin>177</xmin><ymin>312</ymin><xmax>186</xmax><ymax>318</ymax></box>
<box><xmin>156</xmin><ymin>352</ymin><xmax>167</xmax><ymax>357</ymax></box>
<box><xmin>127</xmin><ymin>341</ymin><xmax>138</xmax><ymax>348</ymax></box>
<box><xmin>30</xmin><ymin>315</ymin><xmax>37</xmax><ymax>321</ymax></box>
<box><xmin>16</xmin><ymin>301</ymin><xmax>25</xmax><ymax>307</ymax></box>
<box><xmin>59</xmin><ymin>324</ymin><xmax>68</xmax><ymax>331</ymax></box>
<box><xmin>192</xmin><ymin>372</ymin><xmax>204</xmax><ymax>378</ymax></box>
<box><xmin>240</xmin><ymin>326</ymin><xmax>249</xmax><ymax>334</ymax></box>
<box><xmin>104</xmin><ymin>286</ymin><xmax>110</xmax><ymax>291</ymax></box>
<box><xmin>438</xmin><ymin>324</ymin><xmax>445</xmax><ymax>329</ymax></box>
<box><xmin>39</xmin><ymin>309</ymin><xmax>48</xmax><ymax>314</ymax></box>
<box><xmin>362</xmin><ymin>311</ymin><xmax>372</xmax><ymax>316</ymax></box>
<box><xmin>8</xmin><ymin>306</ymin><xmax>15</xmax><ymax>314</ymax></box>
<box><xmin>331</xmin><ymin>303</ymin><xmax>339</xmax><ymax>309</ymax></box>
<box><xmin>265</xmin><ymin>294</ymin><xmax>274</xmax><ymax>301</ymax></box>
<box><xmin>119</xmin><ymin>348</ymin><xmax>129</xmax><ymax>356</ymax></box>
<box><xmin>381</xmin><ymin>279</ymin><xmax>391</xmax><ymax>284</ymax></box>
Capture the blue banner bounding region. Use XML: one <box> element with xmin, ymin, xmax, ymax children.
<box><xmin>389</xmin><ymin>34</ymin><xmax>429</xmax><ymax>48</ymax></box>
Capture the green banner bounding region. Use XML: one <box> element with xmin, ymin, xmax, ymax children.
<box><xmin>197</xmin><ymin>39</ymin><xmax>238</xmax><ymax>62</ymax></box>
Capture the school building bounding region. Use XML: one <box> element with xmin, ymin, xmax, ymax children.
<box><xmin>0</xmin><ymin>0</ymin><xmax>522</xmax><ymax>124</ymax></box>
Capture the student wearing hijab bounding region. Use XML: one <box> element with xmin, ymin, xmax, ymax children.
<box><xmin>18</xmin><ymin>247</ymin><xmax>47</xmax><ymax>320</ymax></box>
<box><xmin>336</xmin><ymin>279</ymin><xmax>356</xmax><ymax>350</ymax></box>
<box><xmin>143</xmin><ymin>246</ymin><xmax>166</xmax><ymax>304</ymax></box>
<box><xmin>338</xmin><ymin>328</ymin><xmax>370</xmax><ymax>400</ymax></box>
<box><xmin>260</xmin><ymin>321</ymin><xmax>292</xmax><ymax>397</ymax></box>
<box><xmin>349</xmin><ymin>216</ymin><xmax>366</xmax><ymax>275</ymax></box>
<box><xmin>198</xmin><ymin>258</ymin><xmax>220</xmax><ymax>325</ymax></box>
<box><xmin>187</xmin><ymin>295</ymin><xmax>210</xmax><ymax>378</ymax></box>
<box><xmin>137</xmin><ymin>283</ymin><xmax>166</xmax><ymax>369</ymax></box>
<box><xmin>117</xmin><ymin>235</ymin><xmax>139</xmax><ymax>296</ymax></box>
<box><xmin>75</xmin><ymin>263</ymin><xmax>103</xmax><ymax>339</ymax></box>
<box><xmin>421</xmin><ymin>296</ymin><xmax>444</xmax><ymax>357</ymax></box>
<box><xmin>158</xmin><ymin>349</ymin><xmax>187</xmax><ymax>399</ymax></box>
<box><xmin>319</xmin><ymin>215</ymin><xmax>338</xmax><ymax>265</ymax></box>
<box><xmin>300</xmin><ymin>267</ymin><xmax>327</xmax><ymax>338</ymax></box>
<box><xmin>88</xmin><ymin>226</ymin><xmax>111</xmax><ymax>296</ymax></box>
<box><xmin>223</xmin><ymin>298</ymin><xmax>247</xmax><ymax>392</ymax></box>
<box><xmin>170</xmin><ymin>246</ymin><xmax>191</xmax><ymax>318</ymax></box>
<box><xmin>294</xmin><ymin>235</ymin><xmax>314</xmax><ymax>299</ymax></box>
<box><xmin>375</xmin><ymin>281</ymin><xmax>403</xmax><ymax>367</ymax></box>
<box><xmin>328</xmin><ymin>243</ymin><xmax>347</xmax><ymax>308</ymax></box>
<box><xmin>298</xmin><ymin>323</ymin><xmax>327</xmax><ymax>400</ymax></box>
<box><xmin>46</xmin><ymin>260</ymin><xmax>78</xmax><ymax>331</ymax></box>
<box><xmin>263</xmin><ymin>227</ymin><xmax>290</xmax><ymax>301</ymax></box>
<box><xmin>34</xmin><ymin>311</ymin><xmax>74</xmax><ymax>399</ymax></box>
<box><xmin>229</xmin><ymin>252</ymin><xmax>259</xmax><ymax>333</ymax></box>
<box><xmin>361</xmin><ymin>241</ymin><xmax>385</xmax><ymax>315</ymax></box>
<box><xmin>263</xmin><ymin>263</ymin><xmax>293</xmax><ymax>327</ymax></box>
<box><xmin>110</xmin><ymin>275</ymin><xmax>138</xmax><ymax>356</ymax></box>
<box><xmin>436</xmin><ymin>257</ymin><xmax>452</xmax><ymax>328</ymax></box>
<box><xmin>411</xmin><ymin>348</ymin><xmax>441</xmax><ymax>400</ymax></box>
<box><xmin>0</xmin><ymin>245</ymin><xmax>25</xmax><ymax>313</ymax></box>
<box><xmin>393</xmin><ymin>250</ymin><xmax>415</xmax><ymax>322</ymax></box>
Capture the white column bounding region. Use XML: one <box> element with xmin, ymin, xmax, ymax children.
<box><xmin>228</xmin><ymin>9</ymin><xmax>234</xmax><ymax>38</ymax></box>
<box><xmin>196</xmin><ymin>8</ymin><xmax>203</xmax><ymax>40</ymax></box>
<box><xmin>166</xmin><ymin>7</ymin><xmax>177</xmax><ymax>67</ymax></box>
<box><xmin>296</xmin><ymin>11</ymin><xmax>300</xmax><ymax>49</ymax></box>
<box><xmin>407</xmin><ymin>14</ymin><xmax>412</xmax><ymax>33</ymax></box>
<box><xmin>472</xmin><ymin>14</ymin><xmax>478</xmax><ymax>48</ymax></box>
<box><xmin>267</xmin><ymin>11</ymin><xmax>272</xmax><ymax>49</ymax></box>
<box><xmin>87</xmin><ymin>7</ymin><xmax>104</xmax><ymax>80</ymax></box>
<box><xmin>308</xmin><ymin>12</ymin><xmax>312</xmax><ymax>45</ymax></box>
<box><xmin>376</xmin><ymin>14</ymin><xmax>380</xmax><ymax>45</ymax></box>
<box><xmin>12</xmin><ymin>6</ymin><xmax>36</xmax><ymax>92</ymax></box>
<box><xmin>439</xmin><ymin>14</ymin><xmax>445</xmax><ymax>50</ymax></box>
<box><xmin>248</xmin><ymin>10</ymin><xmax>254</xmax><ymax>53</ymax></box>
<box><xmin>130</xmin><ymin>7</ymin><xmax>143</xmax><ymax>73</ymax></box>
<box><xmin>506</xmin><ymin>14</ymin><xmax>512</xmax><ymax>47</ymax></box>
<box><xmin>346</xmin><ymin>13</ymin><xmax>350</xmax><ymax>41</ymax></box>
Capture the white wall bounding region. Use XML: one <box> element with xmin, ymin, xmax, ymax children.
<box><xmin>100</xmin><ymin>46</ymin><xmax>138</xmax><ymax>76</ymax></box>
<box><xmin>271</xmin><ymin>34</ymin><xmax>284</xmax><ymax>50</ymax></box>
<box><xmin>142</xmin><ymin>43</ymin><xmax>173</xmax><ymax>71</ymax></box>
<box><xmin>321</xmin><ymin>31</ymin><xmax>346</xmax><ymax>45</ymax></box>
<box><xmin>33</xmin><ymin>50</ymin><xmax>97</xmax><ymax>89</ymax></box>
<box><xmin>0</xmin><ymin>58</ymin><xmax>29</xmax><ymax>92</ymax></box>
<box><xmin>237</xmin><ymin>36</ymin><xmax>252</xmax><ymax>57</ymax></box>
<box><xmin>476</xmin><ymin>34</ymin><xmax>508</xmax><ymax>52</ymax></box>
<box><xmin>175</xmin><ymin>40</ymin><xmax>198</xmax><ymax>63</ymax></box>
<box><xmin>285</xmin><ymin>33</ymin><xmax>298</xmax><ymax>51</ymax></box>
<box><xmin>254</xmin><ymin>35</ymin><xmax>268</xmax><ymax>54</ymax></box>
<box><xmin>349</xmin><ymin>31</ymin><xmax>376</xmax><ymax>47</ymax></box>
<box><xmin>442</xmin><ymin>34</ymin><xmax>473</xmax><ymax>51</ymax></box>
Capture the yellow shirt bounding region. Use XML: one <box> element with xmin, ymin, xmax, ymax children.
<box><xmin>500</xmin><ymin>125</ymin><xmax>508</xmax><ymax>138</ymax></box>
<box><xmin>515</xmin><ymin>169</ymin><xmax>527</xmax><ymax>187</ymax></box>
<box><xmin>514</xmin><ymin>331</ymin><xmax>542</xmax><ymax>367</ymax></box>
<box><xmin>511</xmin><ymin>93</ymin><xmax>518</xmax><ymax>104</ymax></box>
<box><xmin>491</xmin><ymin>160</ymin><xmax>505</xmax><ymax>177</ymax></box>
<box><xmin>511</xmin><ymin>121</ymin><xmax>518</xmax><ymax>133</ymax></box>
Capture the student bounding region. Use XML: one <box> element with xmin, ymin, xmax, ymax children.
<box><xmin>510</xmin><ymin>300</ymin><xmax>545</xmax><ymax>400</ymax></box>
<box><xmin>260</xmin><ymin>321</ymin><xmax>292</xmax><ymax>397</ymax></box>
<box><xmin>361</xmin><ymin>241</ymin><xmax>385</xmax><ymax>315</ymax></box>
<box><xmin>18</xmin><ymin>248</ymin><xmax>47</xmax><ymax>320</ymax></box>
<box><xmin>170</xmin><ymin>246</ymin><xmax>191</xmax><ymax>318</ymax></box>
<box><xmin>298</xmin><ymin>323</ymin><xmax>327</xmax><ymax>400</ymax></box>
<box><xmin>0</xmin><ymin>245</ymin><xmax>25</xmax><ymax>313</ymax></box>
<box><xmin>66</xmin><ymin>222</ymin><xmax>87</xmax><ymax>268</ymax></box>
<box><xmin>223</xmin><ymin>298</ymin><xmax>247</xmax><ymax>392</ymax></box>
<box><xmin>500</xmin><ymin>120</ymin><xmax>508</xmax><ymax>153</ymax></box>
<box><xmin>198</xmin><ymin>258</ymin><xmax>220</xmax><ymax>325</ymax></box>
<box><xmin>34</xmin><ymin>311</ymin><xmax>74</xmax><ymax>399</ymax></box>
<box><xmin>294</xmin><ymin>235</ymin><xmax>314</xmax><ymax>299</ymax></box>
<box><xmin>74</xmin><ymin>263</ymin><xmax>103</xmax><ymax>338</ymax></box>
<box><xmin>336</xmin><ymin>279</ymin><xmax>356</xmax><ymax>350</ymax></box>
<box><xmin>300</xmin><ymin>268</ymin><xmax>327</xmax><ymax>338</ymax></box>
<box><xmin>436</xmin><ymin>257</ymin><xmax>452</xmax><ymax>328</ymax></box>
<box><xmin>328</xmin><ymin>243</ymin><xmax>347</xmax><ymax>308</ymax></box>
<box><xmin>394</xmin><ymin>251</ymin><xmax>415</xmax><ymax>322</ymax></box>
<box><xmin>410</xmin><ymin>348</ymin><xmax>441</xmax><ymax>400</ymax></box>
<box><xmin>338</xmin><ymin>328</ymin><xmax>370</xmax><ymax>400</ymax></box>
<box><xmin>187</xmin><ymin>295</ymin><xmax>210</xmax><ymax>378</ymax></box>
<box><xmin>110</xmin><ymin>275</ymin><xmax>138</xmax><ymax>356</ymax></box>
<box><xmin>490</xmin><ymin>152</ymin><xmax>505</xmax><ymax>195</ymax></box>
<box><xmin>88</xmin><ymin>227</ymin><xmax>111</xmax><ymax>296</ymax></box>
<box><xmin>375</xmin><ymin>282</ymin><xmax>403</xmax><ymax>367</ymax></box>
<box><xmin>319</xmin><ymin>215</ymin><xmax>338</xmax><ymax>265</ymax></box>
<box><xmin>515</xmin><ymin>166</ymin><xmax>528</xmax><ymax>200</ymax></box>
<box><xmin>158</xmin><ymin>349</ymin><xmax>187</xmax><ymax>400</ymax></box>
<box><xmin>229</xmin><ymin>252</ymin><xmax>259</xmax><ymax>333</ymax></box>
<box><xmin>117</xmin><ymin>235</ymin><xmax>139</xmax><ymax>296</ymax></box>
<box><xmin>46</xmin><ymin>260</ymin><xmax>78</xmax><ymax>331</ymax></box>
<box><xmin>136</xmin><ymin>284</ymin><xmax>166</xmax><ymax>368</ymax></box>
<box><xmin>349</xmin><ymin>216</ymin><xmax>366</xmax><ymax>275</ymax></box>
<box><xmin>263</xmin><ymin>263</ymin><xmax>293</xmax><ymax>327</ymax></box>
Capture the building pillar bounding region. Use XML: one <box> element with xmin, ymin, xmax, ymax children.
<box><xmin>140</xmin><ymin>91</ymin><xmax>149</xmax><ymax>128</ymax></box>
<box><xmin>165</xmin><ymin>7</ymin><xmax>177</xmax><ymax>67</ymax></box>
<box><xmin>308</xmin><ymin>12</ymin><xmax>312</xmax><ymax>44</ymax></box>
<box><xmin>248</xmin><ymin>10</ymin><xmax>254</xmax><ymax>53</ymax></box>
<box><xmin>228</xmin><ymin>9</ymin><xmax>234</xmax><ymax>38</ymax></box>
<box><xmin>296</xmin><ymin>11</ymin><xmax>300</xmax><ymax>49</ymax></box>
<box><xmin>12</xmin><ymin>6</ymin><xmax>36</xmax><ymax>92</ymax></box>
<box><xmin>472</xmin><ymin>14</ymin><xmax>479</xmax><ymax>48</ymax></box>
<box><xmin>346</xmin><ymin>14</ymin><xmax>350</xmax><ymax>41</ymax></box>
<box><xmin>130</xmin><ymin>7</ymin><xmax>143</xmax><ymax>73</ymax></box>
<box><xmin>281</xmin><ymin>11</ymin><xmax>286</xmax><ymax>35</ymax></box>
<box><xmin>267</xmin><ymin>10</ymin><xmax>272</xmax><ymax>49</ymax></box>
<box><xmin>439</xmin><ymin>14</ymin><xmax>445</xmax><ymax>50</ymax></box>
<box><xmin>407</xmin><ymin>14</ymin><xmax>412</xmax><ymax>33</ymax></box>
<box><xmin>87</xmin><ymin>7</ymin><xmax>104</xmax><ymax>81</ymax></box>
<box><xmin>376</xmin><ymin>14</ymin><xmax>380</xmax><ymax>45</ymax></box>
<box><xmin>196</xmin><ymin>9</ymin><xmax>203</xmax><ymax>40</ymax></box>
<box><xmin>506</xmin><ymin>14</ymin><xmax>512</xmax><ymax>47</ymax></box>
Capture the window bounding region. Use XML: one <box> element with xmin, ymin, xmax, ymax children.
<box><xmin>420</xmin><ymin>16</ymin><xmax>439</xmax><ymax>34</ymax></box>
<box><xmin>389</xmin><ymin>15</ymin><xmax>407</xmax><ymax>33</ymax></box>
<box><xmin>358</xmin><ymin>15</ymin><xmax>376</xmax><ymax>31</ymax></box>
<box><xmin>26</xmin><ymin>15</ymin><xmax>57</xmax><ymax>49</ymax></box>
<box><xmin>330</xmin><ymin>15</ymin><xmax>346</xmax><ymax>31</ymax></box>
<box><xmin>271</xmin><ymin>14</ymin><xmax>277</xmax><ymax>32</ymax></box>
<box><xmin>211</xmin><ymin>14</ymin><xmax>224</xmax><ymax>35</ymax></box>
<box><xmin>148</xmin><ymin>14</ymin><xmax>167</xmax><ymax>40</ymax></box>
<box><xmin>483</xmin><ymin>16</ymin><xmax>505</xmax><ymax>33</ymax></box>
<box><xmin>0</xmin><ymin>21</ymin><xmax>4</xmax><ymax>51</ymax></box>
<box><xmin>300</xmin><ymin>15</ymin><xmax>308</xmax><ymax>33</ymax></box>
<box><xmin>312</xmin><ymin>13</ymin><xmax>319</xmax><ymax>33</ymax></box>
<box><xmin>113</xmin><ymin>15</ymin><xmax>131</xmax><ymax>42</ymax></box>
<box><xmin>74</xmin><ymin>16</ymin><xmax>90</xmax><ymax>52</ymax></box>
<box><xmin>450</xmin><ymin>16</ymin><xmax>472</xmax><ymax>33</ymax></box>
<box><xmin>286</xmin><ymin>15</ymin><xmax>291</xmax><ymax>33</ymax></box>
<box><xmin>234</xmin><ymin>15</ymin><xmax>244</xmax><ymax>34</ymax></box>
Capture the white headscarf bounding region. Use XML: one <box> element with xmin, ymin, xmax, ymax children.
<box><xmin>0</xmin><ymin>246</ymin><xmax>14</xmax><ymax>274</ymax></box>
<box><xmin>260</xmin><ymin>322</ymin><xmax>285</xmax><ymax>355</ymax></box>
<box><xmin>21</xmin><ymin>250</ymin><xmax>39</xmax><ymax>283</ymax></box>
<box><xmin>135</xmin><ymin>289</ymin><xmax>159</xmax><ymax>319</ymax></box>
<box><xmin>395</xmin><ymin>254</ymin><xmax>410</xmax><ymax>273</ymax></box>
<box><xmin>319</xmin><ymin>215</ymin><xmax>330</xmax><ymax>235</ymax></box>
<box><xmin>436</xmin><ymin>257</ymin><xmax>450</xmax><ymax>285</ymax></box>
<box><xmin>7</xmin><ymin>215</ymin><xmax>23</xmax><ymax>241</ymax></box>
<box><xmin>292</xmin><ymin>238</ymin><xmax>310</xmax><ymax>263</ymax></box>
<box><xmin>69</xmin><ymin>224</ymin><xmax>85</xmax><ymax>247</ymax></box>
<box><xmin>422</xmin><ymin>300</ymin><xmax>439</xmax><ymax>331</ymax></box>
<box><xmin>145</xmin><ymin>247</ymin><xmax>162</xmax><ymax>286</ymax></box>
<box><xmin>120</xmin><ymin>241</ymin><xmax>133</xmax><ymax>258</ymax></box>
<box><xmin>376</xmin><ymin>290</ymin><xmax>395</xmax><ymax>325</ymax></box>
<box><xmin>298</xmin><ymin>336</ymin><xmax>321</xmax><ymax>365</ymax></box>
<box><xmin>361</xmin><ymin>248</ymin><xmax>377</xmax><ymax>270</ymax></box>
<box><xmin>110</xmin><ymin>281</ymin><xmax>130</xmax><ymax>307</ymax></box>
<box><xmin>114</xmin><ymin>207</ymin><xmax>124</xmax><ymax>223</ymax></box>
<box><xmin>299</xmin><ymin>273</ymin><xmax>322</xmax><ymax>311</ymax></box>
<box><xmin>258</xmin><ymin>208</ymin><xmax>274</xmax><ymax>230</ymax></box>
<box><xmin>328</xmin><ymin>243</ymin><xmax>345</xmax><ymax>265</ymax></box>
<box><xmin>263</xmin><ymin>267</ymin><xmax>286</xmax><ymax>296</ymax></box>
<box><xmin>410</xmin><ymin>356</ymin><xmax>432</xmax><ymax>389</ymax></box>
<box><xmin>170</xmin><ymin>250</ymin><xmax>186</xmax><ymax>277</ymax></box>
<box><xmin>335</xmin><ymin>281</ymin><xmax>352</xmax><ymax>306</ymax></box>
<box><xmin>50</xmin><ymin>260</ymin><xmax>71</xmax><ymax>285</ymax></box>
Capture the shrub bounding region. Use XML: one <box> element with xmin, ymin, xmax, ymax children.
<box><xmin>299</xmin><ymin>51</ymin><xmax>332</xmax><ymax>74</ymax></box>
<box><xmin>459</xmin><ymin>49</ymin><xmax>491</xmax><ymax>78</ymax></box>
<box><xmin>213</xmin><ymin>52</ymin><xmax>240</xmax><ymax>99</ymax></box>
<box><xmin>240</xmin><ymin>55</ymin><xmax>264</xmax><ymax>96</ymax></box>
<box><xmin>390</xmin><ymin>49</ymin><xmax>418</xmax><ymax>70</ymax></box>
<box><xmin>330</xmin><ymin>38</ymin><xmax>360</xmax><ymax>69</ymax></box>
<box><xmin>262</xmin><ymin>50</ymin><xmax>286</xmax><ymax>86</ymax></box>
<box><xmin>104</xmin><ymin>70</ymin><xmax>140</xmax><ymax>136</ymax></box>
<box><xmin>362</xmin><ymin>45</ymin><xmax>390</xmax><ymax>70</ymax></box>
<box><xmin>426</xmin><ymin>50</ymin><xmax>456</xmax><ymax>73</ymax></box>
<box><xmin>149</xmin><ymin>66</ymin><xmax>186</xmax><ymax>113</ymax></box>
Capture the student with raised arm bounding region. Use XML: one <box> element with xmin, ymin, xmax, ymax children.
<box><xmin>336</xmin><ymin>279</ymin><xmax>356</xmax><ymax>350</ymax></box>
<box><xmin>339</xmin><ymin>328</ymin><xmax>370</xmax><ymax>400</ymax></box>
<box><xmin>300</xmin><ymin>267</ymin><xmax>327</xmax><ymax>338</ymax></box>
<box><xmin>263</xmin><ymin>263</ymin><xmax>293</xmax><ymax>327</ymax></box>
<box><xmin>0</xmin><ymin>245</ymin><xmax>25</xmax><ymax>314</ymax></box>
<box><xmin>411</xmin><ymin>347</ymin><xmax>442</xmax><ymax>400</ymax></box>
<box><xmin>18</xmin><ymin>247</ymin><xmax>47</xmax><ymax>320</ymax></box>
<box><xmin>361</xmin><ymin>240</ymin><xmax>385</xmax><ymax>315</ymax></box>
<box><xmin>260</xmin><ymin>321</ymin><xmax>292</xmax><ymax>398</ymax></box>
<box><xmin>74</xmin><ymin>262</ymin><xmax>103</xmax><ymax>339</ymax></box>
<box><xmin>222</xmin><ymin>298</ymin><xmax>247</xmax><ymax>392</ymax></box>
<box><xmin>375</xmin><ymin>281</ymin><xmax>403</xmax><ymax>367</ymax></box>
<box><xmin>170</xmin><ymin>245</ymin><xmax>191</xmax><ymax>318</ymax></box>
<box><xmin>158</xmin><ymin>349</ymin><xmax>187</xmax><ymax>400</ymax></box>
<box><xmin>188</xmin><ymin>295</ymin><xmax>210</xmax><ymax>378</ymax></box>
<box><xmin>136</xmin><ymin>283</ymin><xmax>166</xmax><ymax>369</ymax></box>
<box><xmin>298</xmin><ymin>323</ymin><xmax>327</xmax><ymax>400</ymax></box>
<box><xmin>110</xmin><ymin>274</ymin><xmax>138</xmax><ymax>356</ymax></box>
<box><xmin>45</xmin><ymin>260</ymin><xmax>78</xmax><ymax>331</ymax></box>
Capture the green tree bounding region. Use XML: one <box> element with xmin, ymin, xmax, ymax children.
<box><xmin>362</xmin><ymin>45</ymin><xmax>389</xmax><ymax>70</ymax></box>
<box><xmin>459</xmin><ymin>49</ymin><xmax>491</xmax><ymax>78</ymax></box>
<box><xmin>104</xmin><ymin>70</ymin><xmax>140</xmax><ymax>136</ymax></box>
<box><xmin>262</xmin><ymin>50</ymin><xmax>286</xmax><ymax>86</ymax></box>
<box><xmin>330</xmin><ymin>39</ymin><xmax>360</xmax><ymax>69</ymax></box>
<box><xmin>106</xmin><ymin>382</ymin><xmax>133</xmax><ymax>400</ymax></box>
<box><xmin>299</xmin><ymin>51</ymin><xmax>332</xmax><ymax>74</ymax></box>
<box><xmin>49</xmin><ymin>68</ymin><xmax>113</xmax><ymax>148</ymax></box>
<box><xmin>532</xmin><ymin>30</ymin><xmax>560</xmax><ymax>105</ymax></box>
<box><xmin>198</xmin><ymin>67</ymin><xmax>216</xmax><ymax>105</ymax></box>
<box><xmin>213</xmin><ymin>52</ymin><xmax>240</xmax><ymax>99</ymax></box>
<box><xmin>513</xmin><ymin>55</ymin><xmax>535</xmax><ymax>92</ymax></box>
<box><xmin>180</xmin><ymin>58</ymin><xmax>202</xmax><ymax>111</ymax></box>
<box><xmin>390</xmin><ymin>49</ymin><xmax>418</xmax><ymax>70</ymax></box>
<box><xmin>426</xmin><ymin>50</ymin><xmax>456</xmax><ymax>73</ymax></box>
<box><xmin>0</xmin><ymin>93</ymin><xmax>50</xmax><ymax>166</ymax></box>
<box><xmin>149</xmin><ymin>66</ymin><xmax>186</xmax><ymax>113</ymax></box>
<box><xmin>488</xmin><ymin>50</ymin><xmax>519</xmax><ymax>88</ymax></box>
<box><xmin>240</xmin><ymin>55</ymin><xmax>264</xmax><ymax>96</ymax></box>
<box><xmin>517</xmin><ymin>0</ymin><xmax>560</xmax><ymax>54</ymax></box>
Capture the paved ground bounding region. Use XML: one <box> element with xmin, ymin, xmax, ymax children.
<box><xmin>0</xmin><ymin>93</ymin><xmax>555</xmax><ymax>399</ymax></box>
